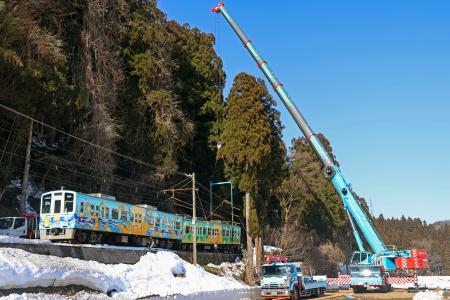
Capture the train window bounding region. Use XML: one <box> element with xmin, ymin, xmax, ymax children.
<box><xmin>105</xmin><ymin>207</ymin><xmax>110</xmax><ymax>219</ymax></box>
<box><xmin>80</xmin><ymin>202</ymin><xmax>84</xmax><ymax>213</ymax></box>
<box><xmin>54</xmin><ymin>192</ymin><xmax>62</xmax><ymax>196</ymax></box>
<box><xmin>90</xmin><ymin>205</ymin><xmax>94</xmax><ymax>215</ymax></box>
<box><xmin>150</xmin><ymin>216</ymin><xmax>155</xmax><ymax>225</ymax></box>
<box><xmin>64</xmin><ymin>193</ymin><xmax>74</xmax><ymax>213</ymax></box>
<box><xmin>54</xmin><ymin>199</ymin><xmax>62</xmax><ymax>213</ymax></box>
<box><xmin>101</xmin><ymin>207</ymin><xmax>105</xmax><ymax>218</ymax></box>
<box><xmin>130</xmin><ymin>214</ymin><xmax>134</xmax><ymax>223</ymax></box>
<box><xmin>207</xmin><ymin>228</ymin><xmax>211</xmax><ymax>235</ymax></box>
<box><xmin>155</xmin><ymin>217</ymin><xmax>160</xmax><ymax>226</ymax></box>
<box><xmin>41</xmin><ymin>195</ymin><xmax>51</xmax><ymax>214</ymax></box>
<box><xmin>185</xmin><ymin>225</ymin><xmax>189</xmax><ymax>233</ymax></box>
<box><xmin>203</xmin><ymin>227</ymin><xmax>206</xmax><ymax>235</ymax></box>
<box><xmin>120</xmin><ymin>210</ymin><xmax>128</xmax><ymax>221</ymax></box>
<box><xmin>111</xmin><ymin>209</ymin><xmax>119</xmax><ymax>220</ymax></box>
<box><xmin>175</xmin><ymin>221</ymin><xmax>181</xmax><ymax>230</ymax></box>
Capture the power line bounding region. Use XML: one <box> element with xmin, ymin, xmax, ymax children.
<box><xmin>0</xmin><ymin>134</ymin><xmax>172</xmax><ymax>194</ymax></box>
<box><xmin>0</xmin><ymin>104</ymin><xmax>188</xmax><ymax>177</ymax></box>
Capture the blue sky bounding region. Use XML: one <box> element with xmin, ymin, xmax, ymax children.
<box><xmin>158</xmin><ymin>1</ymin><xmax>450</xmax><ymax>223</ymax></box>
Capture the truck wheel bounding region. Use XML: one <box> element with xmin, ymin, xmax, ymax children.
<box><xmin>352</xmin><ymin>286</ymin><xmax>367</xmax><ymax>293</ymax></box>
<box><xmin>313</xmin><ymin>288</ymin><xmax>320</xmax><ymax>297</ymax></box>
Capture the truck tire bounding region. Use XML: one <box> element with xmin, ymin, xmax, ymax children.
<box><xmin>313</xmin><ymin>287</ymin><xmax>320</xmax><ymax>297</ymax></box>
<box><xmin>352</xmin><ymin>286</ymin><xmax>367</xmax><ymax>293</ymax></box>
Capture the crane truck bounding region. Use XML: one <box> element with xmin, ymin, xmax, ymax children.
<box><xmin>261</xmin><ymin>256</ymin><xmax>327</xmax><ymax>299</ymax></box>
<box><xmin>211</xmin><ymin>2</ymin><xmax>428</xmax><ymax>293</ymax></box>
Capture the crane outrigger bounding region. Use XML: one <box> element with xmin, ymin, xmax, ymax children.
<box><xmin>212</xmin><ymin>2</ymin><xmax>428</xmax><ymax>292</ymax></box>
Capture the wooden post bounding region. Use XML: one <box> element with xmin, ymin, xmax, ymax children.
<box><xmin>20</xmin><ymin>120</ymin><xmax>33</xmax><ymax>213</ymax></box>
<box><xmin>245</xmin><ymin>191</ymin><xmax>254</xmax><ymax>284</ymax></box>
<box><xmin>192</xmin><ymin>173</ymin><xmax>197</xmax><ymax>265</ymax></box>
<box><xmin>256</xmin><ymin>235</ymin><xmax>262</xmax><ymax>279</ymax></box>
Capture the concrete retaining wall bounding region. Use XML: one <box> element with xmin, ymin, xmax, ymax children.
<box><xmin>0</xmin><ymin>242</ymin><xmax>241</xmax><ymax>265</ymax></box>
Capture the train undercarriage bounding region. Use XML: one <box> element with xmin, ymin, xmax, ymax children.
<box><xmin>40</xmin><ymin>228</ymin><xmax>241</xmax><ymax>253</ymax></box>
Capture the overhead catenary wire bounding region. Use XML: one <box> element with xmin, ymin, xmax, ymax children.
<box><xmin>0</xmin><ymin>104</ymin><xmax>240</xmax><ymax>220</ymax></box>
<box><xmin>0</xmin><ymin>104</ymin><xmax>188</xmax><ymax>177</ymax></box>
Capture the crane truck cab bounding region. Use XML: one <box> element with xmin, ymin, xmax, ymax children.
<box><xmin>261</xmin><ymin>256</ymin><xmax>326</xmax><ymax>299</ymax></box>
<box><xmin>349</xmin><ymin>251</ymin><xmax>392</xmax><ymax>293</ymax></box>
<box><xmin>0</xmin><ymin>213</ymin><xmax>39</xmax><ymax>239</ymax></box>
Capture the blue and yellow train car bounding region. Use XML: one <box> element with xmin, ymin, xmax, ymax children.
<box><xmin>39</xmin><ymin>190</ymin><xmax>182</xmax><ymax>247</ymax></box>
<box><xmin>39</xmin><ymin>189</ymin><xmax>241</xmax><ymax>252</ymax></box>
<box><xmin>182</xmin><ymin>219</ymin><xmax>241</xmax><ymax>252</ymax></box>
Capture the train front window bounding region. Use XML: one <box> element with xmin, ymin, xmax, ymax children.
<box><xmin>41</xmin><ymin>195</ymin><xmax>51</xmax><ymax>214</ymax></box>
<box><xmin>64</xmin><ymin>193</ymin><xmax>74</xmax><ymax>213</ymax></box>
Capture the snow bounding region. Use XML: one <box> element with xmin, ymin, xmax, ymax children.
<box><xmin>206</xmin><ymin>261</ymin><xmax>245</xmax><ymax>282</ymax></box>
<box><xmin>418</xmin><ymin>276</ymin><xmax>450</xmax><ymax>289</ymax></box>
<box><xmin>0</xmin><ymin>235</ymin><xmax>51</xmax><ymax>245</ymax></box>
<box><xmin>0</xmin><ymin>292</ymin><xmax>109</xmax><ymax>300</ymax></box>
<box><xmin>0</xmin><ymin>247</ymin><xmax>247</xmax><ymax>298</ymax></box>
<box><xmin>413</xmin><ymin>290</ymin><xmax>446</xmax><ymax>300</ymax></box>
<box><xmin>263</xmin><ymin>245</ymin><xmax>282</xmax><ymax>254</ymax></box>
<box><xmin>391</xmin><ymin>276</ymin><xmax>450</xmax><ymax>290</ymax></box>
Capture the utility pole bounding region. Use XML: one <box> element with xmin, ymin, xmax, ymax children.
<box><xmin>245</xmin><ymin>191</ymin><xmax>254</xmax><ymax>284</ymax></box>
<box><xmin>191</xmin><ymin>173</ymin><xmax>197</xmax><ymax>265</ymax></box>
<box><xmin>161</xmin><ymin>173</ymin><xmax>197</xmax><ymax>264</ymax></box>
<box><xmin>209</xmin><ymin>181</ymin><xmax>234</xmax><ymax>224</ymax></box>
<box><xmin>20</xmin><ymin>120</ymin><xmax>33</xmax><ymax>213</ymax></box>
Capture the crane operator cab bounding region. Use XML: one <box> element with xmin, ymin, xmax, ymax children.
<box><xmin>349</xmin><ymin>251</ymin><xmax>391</xmax><ymax>293</ymax></box>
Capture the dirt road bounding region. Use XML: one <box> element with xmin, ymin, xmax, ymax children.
<box><xmin>321</xmin><ymin>290</ymin><xmax>417</xmax><ymax>300</ymax></box>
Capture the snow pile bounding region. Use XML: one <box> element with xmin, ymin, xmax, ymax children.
<box><xmin>206</xmin><ymin>261</ymin><xmax>245</xmax><ymax>282</ymax></box>
<box><xmin>0</xmin><ymin>235</ymin><xmax>51</xmax><ymax>245</ymax></box>
<box><xmin>418</xmin><ymin>276</ymin><xmax>450</xmax><ymax>289</ymax></box>
<box><xmin>413</xmin><ymin>290</ymin><xmax>446</xmax><ymax>300</ymax></box>
<box><xmin>0</xmin><ymin>248</ymin><xmax>246</xmax><ymax>298</ymax></box>
<box><xmin>0</xmin><ymin>291</ymin><xmax>108</xmax><ymax>300</ymax></box>
<box><xmin>263</xmin><ymin>245</ymin><xmax>282</xmax><ymax>254</ymax></box>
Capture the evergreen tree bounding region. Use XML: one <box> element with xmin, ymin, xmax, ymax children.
<box><xmin>219</xmin><ymin>72</ymin><xmax>285</xmax><ymax>282</ymax></box>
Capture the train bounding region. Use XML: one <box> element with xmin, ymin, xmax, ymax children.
<box><xmin>39</xmin><ymin>189</ymin><xmax>241</xmax><ymax>252</ymax></box>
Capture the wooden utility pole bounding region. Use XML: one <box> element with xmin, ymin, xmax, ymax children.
<box><xmin>20</xmin><ymin>120</ymin><xmax>33</xmax><ymax>213</ymax></box>
<box><xmin>245</xmin><ymin>191</ymin><xmax>254</xmax><ymax>284</ymax></box>
<box><xmin>192</xmin><ymin>173</ymin><xmax>197</xmax><ymax>265</ymax></box>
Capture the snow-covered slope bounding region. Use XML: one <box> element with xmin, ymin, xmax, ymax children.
<box><xmin>0</xmin><ymin>248</ymin><xmax>247</xmax><ymax>298</ymax></box>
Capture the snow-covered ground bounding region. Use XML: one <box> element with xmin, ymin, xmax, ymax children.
<box><xmin>418</xmin><ymin>276</ymin><xmax>450</xmax><ymax>289</ymax></box>
<box><xmin>0</xmin><ymin>235</ymin><xmax>51</xmax><ymax>245</ymax></box>
<box><xmin>391</xmin><ymin>276</ymin><xmax>450</xmax><ymax>290</ymax></box>
<box><xmin>413</xmin><ymin>290</ymin><xmax>447</xmax><ymax>300</ymax></box>
<box><xmin>0</xmin><ymin>247</ymin><xmax>248</xmax><ymax>299</ymax></box>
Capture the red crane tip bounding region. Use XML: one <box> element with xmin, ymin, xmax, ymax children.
<box><xmin>211</xmin><ymin>2</ymin><xmax>224</xmax><ymax>13</ymax></box>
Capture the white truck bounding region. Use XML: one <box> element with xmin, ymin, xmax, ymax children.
<box><xmin>261</xmin><ymin>256</ymin><xmax>327</xmax><ymax>299</ymax></box>
<box><xmin>0</xmin><ymin>214</ymin><xmax>38</xmax><ymax>239</ymax></box>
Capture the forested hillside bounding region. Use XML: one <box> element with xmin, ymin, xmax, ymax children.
<box><xmin>0</xmin><ymin>0</ymin><xmax>447</xmax><ymax>278</ymax></box>
<box><xmin>0</xmin><ymin>0</ymin><xmax>225</xmax><ymax>216</ymax></box>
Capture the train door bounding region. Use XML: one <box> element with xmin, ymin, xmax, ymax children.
<box><xmin>51</xmin><ymin>192</ymin><xmax>63</xmax><ymax>214</ymax></box>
